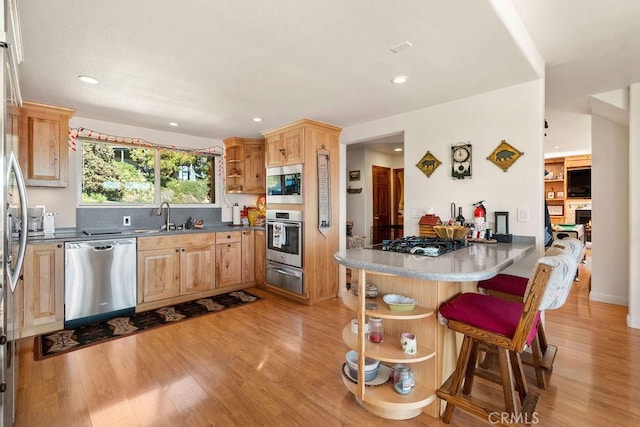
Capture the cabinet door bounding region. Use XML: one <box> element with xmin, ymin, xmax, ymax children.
<box><xmin>19</xmin><ymin>102</ymin><xmax>74</xmax><ymax>187</ymax></box>
<box><xmin>243</xmin><ymin>143</ymin><xmax>266</xmax><ymax>193</ymax></box>
<box><xmin>138</xmin><ymin>248</ymin><xmax>180</xmax><ymax>302</ymax></box>
<box><xmin>216</xmin><ymin>242</ymin><xmax>242</xmax><ymax>287</ymax></box>
<box><xmin>254</xmin><ymin>230</ymin><xmax>266</xmax><ymax>285</ymax></box>
<box><xmin>180</xmin><ymin>245</ymin><xmax>216</xmax><ymax>295</ymax></box>
<box><xmin>22</xmin><ymin>243</ymin><xmax>64</xmax><ymax>331</ymax></box>
<box><xmin>241</xmin><ymin>230</ymin><xmax>255</xmax><ymax>283</ymax></box>
<box><xmin>265</xmin><ymin>133</ymin><xmax>284</xmax><ymax>167</ymax></box>
<box><xmin>282</xmin><ymin>128</ymin><xmax>304</xmax><ymax>165</ymax></box>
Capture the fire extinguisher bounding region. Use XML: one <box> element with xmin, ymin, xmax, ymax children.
<box><xmin>473</xmin><ymin>201</ymin><xmax>486</xmax><ymax>219</ymax></box>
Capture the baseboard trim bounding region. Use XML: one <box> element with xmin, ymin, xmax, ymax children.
<box><xmin>627</xmin><ymin>314</ymin><xmax>640</xmax><ymax>329</ymax></box>
<box><xmin>589</xmin><ymin>292</ymin><xmax>628</xmax><ymax>306</ymax></box>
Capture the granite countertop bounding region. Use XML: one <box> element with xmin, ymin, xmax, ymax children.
<box><xmin>26</xmin><ymin>225</ymin><xmax>266</xmax><ymax>244</ymax></box>
<box><xmin>334</xmin><ymin>236</ymin><xmax>536</xmax><ymax>282</ymax></box>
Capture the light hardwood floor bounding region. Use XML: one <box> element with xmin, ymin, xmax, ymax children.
<box><xmin>15</xmin><ymin>252</ymin><xmax>640</xmax><ymax>426</ymax></box>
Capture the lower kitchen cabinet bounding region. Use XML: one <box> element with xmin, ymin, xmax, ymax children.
<box><xmin>255</xmin><ymin>229</ymin><xmax>265</xmax><ymax>285</ymax></box>
<box><xmin>241</xmin><ymin>229</ymin><xmax>255</xmax><ymax>283</ymax></box>
<box><xmin>216</xmin><ymin>231</ymin><xmax>242</xmax><ymax>287</ymax></box>
<box><xmin>137</xmin><ymin>233</ymin><xmax>216</xmax><ymax>304</ymax></box>
<box><xmin>20</xmin><ymin>242</ymin><xmax>64</xmax><ymax>337</ymax></box>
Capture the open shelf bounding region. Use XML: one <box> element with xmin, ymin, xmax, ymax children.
<box><xmin>342</xmin><ymin>326</ymin><xmax>435</xmax><ymax>364</ymax></box>
<box><xmin>342</xmin><ymin>292</ymin><xmax>435</xmax><ymax>320</ymax></box>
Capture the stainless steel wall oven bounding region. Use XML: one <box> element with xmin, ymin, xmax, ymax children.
<box><xmin>266</xmin><ymin>210</ymin><xmax>303</xmax><ymax>294</ymax></box>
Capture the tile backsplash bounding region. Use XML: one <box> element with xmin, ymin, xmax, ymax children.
<box><xmin>76</xmin><ymin>207</ymin><xmax>223</xmax><ymax>231</ymax></box>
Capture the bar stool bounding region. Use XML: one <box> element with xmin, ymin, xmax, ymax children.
<box><xmin>437</xmin><ymin>252</ymin><xmax>577</xmax><ymax>425</ymax></box>
<box><xmin>476</xmin><ymin>238</ymin><xmax>584</xmax><ymax>388</ymax></box>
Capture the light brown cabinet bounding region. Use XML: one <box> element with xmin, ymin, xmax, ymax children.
<box><xmin>544</xmin><ymin>154</ymin><xmax>592</xmax><ymax>225</ymax></box>
<box><xmin>265</xmin><ymin>128</ymin><xmax>304</xmax><ymax>167</ymax></box>
<box><xmin>20</xmin><ymin>242</ymin><xmax>64</xmax><ymax>337</ymax></box>
<box><xmin>241</xmin><ymin>229</ymin><xmax>255</xmax><ymax>283</ymax></box>
<box><xmin>254</xmin><ymin>229</ymin><xmax>265</xmax><ymax>286</ymax></box>
<box><xmin>262</xmin><ymin>119</ymin><xmax>342</xmax><ymax>305</ymax></box>
<box><xmin>216</xmin><ymin>231</ymin><xmax>242</xmax><ymax>287</ymax></box>
<box><xmin>18</xmin><ymin>101</ymin><xmax>75</xmax><ymax>187</ymax></box>
<box><xmin>223</xmin><ymin>137</ymin><xmax>265</xmax><ymax>194</ymax></box>
<box><xmin>137</xmin><ymin>233</ymin><xmax>216</xmax><ymax>304</ymax></box>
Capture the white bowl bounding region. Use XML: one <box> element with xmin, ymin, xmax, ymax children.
<box><xmin>383</xmin><ymin>294</ymin><xmax>418</xmax><ymax>311</ymax></box>
<box><xmin>345</xmin><ymin>350</ymin><xmax>379</xmax><ymax>372</ymax></box>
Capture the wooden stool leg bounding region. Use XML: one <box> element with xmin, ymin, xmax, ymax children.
<box><xmin>509</xmin><ymin>351</ymin><xmax>529</xmax><ymax>403</ymax></box>
<box><xmin>440</xmin><ymin>335</ymin><xmax>474</xmax><ymax>423</ymax></box>
<box><xmin>462</xmin><ymin>340</ymin><xmax>480</xmax><ymax>395</ymax></box>
<box><xmin>529</xmin><ymin>335</ymin><xmax>547</xmax><ymax>389</ymax></box>
<box><xmin>497</xmin><ymin>348</ymin><xmax>520</xmax><ymax>415</ymax></box>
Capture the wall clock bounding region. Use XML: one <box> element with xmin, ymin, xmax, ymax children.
<box><xmin>451</xmin><ymin>143</ymin><xmax>472</xmax><ymax>179</ymax></box>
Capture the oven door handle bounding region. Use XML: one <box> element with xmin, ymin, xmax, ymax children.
<box><xmin>271</xmin><ymin>267</ymin><xmax>302</xmax><ymax>278</ymax></box>
<box><xmin>268</xmin><ymin>222</ymin><xmax>301</xmax><ymax>228</ymax></box>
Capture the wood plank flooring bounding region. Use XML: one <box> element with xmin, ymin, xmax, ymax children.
<box><xmin>15</xmin><ymin>252</ymin><xmax>640</xmax><ymax>426</ymax></box>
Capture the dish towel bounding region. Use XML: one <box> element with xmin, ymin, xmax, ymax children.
<box><xmin>272</xmin><ymin>223</ymin><xmax>287</xmax><ymax>248</ymax></box>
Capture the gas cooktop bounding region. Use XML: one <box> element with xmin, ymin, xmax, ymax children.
<box><xmin>367</xmin><ymin>236</ymin><xmax>470</xmax><ymax>257</ymax></box>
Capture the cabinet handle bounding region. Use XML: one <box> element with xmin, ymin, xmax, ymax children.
<box><xmin>57</xmin><ymin>244</ymin><xmax>62</xmax><ymax>248</ymax></box>
<box><xmin>279</xmin><ymin>148</ymin><xmax>286</xmax><ymax>155</ymax></box>
<box><xmin>175</xmin><ymin>248</ymin><xmax>180</xmax><ymax>252</ymax></box>
<box><xmin>181</xmin><ymin>248</ymin><xmax>186</xmax><ymax>252</ymax></box>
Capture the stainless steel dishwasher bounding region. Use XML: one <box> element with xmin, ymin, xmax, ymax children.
<box><xmin>64</xmin><ymin>237</ymin><xmax>137</xmax><ymax>327</ymax></box>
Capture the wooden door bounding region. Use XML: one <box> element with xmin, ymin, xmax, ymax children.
<box><xmin>372</xmin><ymin>165</ymin><xmax>391</xmax><ymax>244</ymax></box>
<box><xmin>217</xmin><ymin>242</ymin><xmax>242</xmax><ymax>287</ymax></box>
<box><xmin>137</xmin><ymin>248</ymin><xmax>180</xmax><ymax>302</ymax></box>
<box><xmin>241</xmin><ymin>230</ymin><xmax>255</xmax><ymax>283</ymax></box>
<box><xmin>180</xmin><ymin>245</ymin><xmax>215</xmax><ymax>295</ymax></box>
<box><xmin>22</xmin><ymin>243</ymin><xmax>64</xmax><ymax>330</ymax></box>
<box><xmin>393</xmin><ymin>168</ymin><xmax>404</xmax><ymax>236</ymax></box>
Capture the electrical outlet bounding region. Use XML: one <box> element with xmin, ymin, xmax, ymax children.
<box><xmin>517</xmin><ymin>207</ymin><xmax>529</xmax><ymax>222</ymax></box>
<box><xmin>409</xmin><ymin>207</ymin><xmax>422</xmax><ymax>218</ymax></box>
<box><xmin>123</xmin><ymin>216</ymin><xmax>131</xmax><ymax>226</ymax></box>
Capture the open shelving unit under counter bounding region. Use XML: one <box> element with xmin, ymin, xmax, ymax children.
<box><xmin>341</xmin><ymin>274</ymin><xmax>439</xmax><ymax>420</ymax></box>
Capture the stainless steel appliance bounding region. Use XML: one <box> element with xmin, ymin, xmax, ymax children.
<box><xmin>266</xmin><ymin>164</ymin><xmax>303</xmax><ymax>204</ymax></box>
<box><xmin>266</xmin><ymin>210</ymin><xmax>303</xmax><ymax>294</ymax></box>
<box><xmin>64</xmin><ymin>238</ymin><xmax>137</xmax><ymax>328</ymax></box>
<box><xmin>1</xmin><ymin>1</ymin><xmax>25</xmax><ymax>424</ymax></box>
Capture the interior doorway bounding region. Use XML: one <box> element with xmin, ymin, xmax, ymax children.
<box><xmin>371</xmin><ymin>165</ymin><xmax>391</xmax><ymax>244</ymax></box>
<box><xmin>393</xmin><ymin>168</ymin><xmax>404</xmax><ymax>235</ymax></box>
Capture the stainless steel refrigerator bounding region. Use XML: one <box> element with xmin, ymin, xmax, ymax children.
<box><xmin>1</xmin><ymin>0</ymin><xmax>27</xmax><ymax>426</ymax></box>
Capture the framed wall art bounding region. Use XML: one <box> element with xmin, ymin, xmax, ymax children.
<box><xmin>487</xmin><ymin>139</ymin><xmax>524</xmax><ymax>172</ymax></box>
<box><xmin>548</xmin><ymin>205</ymin><xmax>564</xmax><ymax>216</ymax></box>
<box><xmin>349</xmin><ymin>170</ymin><xmax>360</xmax><ymax>181</ymax></box>
<box><xmin>416</xmin><ymin>150</ymin><xmax>441</xmax><ymax>178</ymax></box>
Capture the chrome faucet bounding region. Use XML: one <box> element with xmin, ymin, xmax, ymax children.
<box><xmin>156</xmin><ymin>201</ymin><xmax>171</xmax><ymax>230</ymax></box>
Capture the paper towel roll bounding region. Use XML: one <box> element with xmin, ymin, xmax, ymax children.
<box><xmin>232</xmin><ymin>205</ymin><xmax>241</xmax><ymax>225</ymax></box>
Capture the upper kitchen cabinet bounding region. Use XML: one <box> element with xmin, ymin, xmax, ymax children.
<box><xmin>264</xmin><ymin>127</ymin><xmax>305</xmax><ymax>167</ymax></box>
<box><xmin>19</xmin><ymin>101</ymin><xmax>75</xmax><ymax>187</ymax></box>
<box><xmin>223</xmin><ymin>137</ymin><xmax>266</xmax><ymax>194</ymax></box>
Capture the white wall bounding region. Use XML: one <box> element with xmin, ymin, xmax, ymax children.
<box><xmin>25</xmin><ymin>117</ymin><xmax>224</xmax><ymax>228</ymax></box>
<box><xmin>342</xmin><ymin>79</ymin><xmax>545</xmax><ymax>276</ymax></box>
<box><xmin>590</xmin><ymin>115</ymin><xmax>630</xmax><ymax>305</ymax></box>
<box><xmin>628</xmin><ymin>83</ymin><xmax>640</xmax><ymax>328</ymax></box>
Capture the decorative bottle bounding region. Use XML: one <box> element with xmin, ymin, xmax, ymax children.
<box><xmin>455</xmin><ymin>207</ymin><xmax>465</xmax><ymax>226</ymax></box>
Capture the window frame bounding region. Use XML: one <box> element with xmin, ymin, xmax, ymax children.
<box><xmin>77</xmin><ymin>138</ymin><xmax>222</xmax><ymax>207</ymax></box>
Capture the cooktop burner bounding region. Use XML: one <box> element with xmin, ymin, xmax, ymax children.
<box><xmin>367</xmin><ymin>236</ymin><xmax>469</xmax><ymax>257</ymax></box>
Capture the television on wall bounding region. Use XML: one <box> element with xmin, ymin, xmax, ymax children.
<box><xmin>567</xmin><ymin>168</ymin><xmax>591</xmax><ymax>198</ymax></box>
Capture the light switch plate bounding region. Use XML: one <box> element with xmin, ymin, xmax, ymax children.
<box><xmin>517</xmin><ymin>207</ymin><xmax>529</xmax><ymax>222</ymax></box>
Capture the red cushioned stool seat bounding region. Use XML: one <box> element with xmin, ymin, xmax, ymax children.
<box><xmin>478</xmin><ymin>274</ymin><xmax>527</xmax><ymax>298</ymax></box>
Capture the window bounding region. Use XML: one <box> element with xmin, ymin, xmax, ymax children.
<box><xmin>81</xmin><ymin>139</ymin><xmax>219</xmax><ymax>205</ymax></box>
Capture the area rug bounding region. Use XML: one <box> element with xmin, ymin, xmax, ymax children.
<box><xmin>33</xmin><ymin>290</ymin><xmax>261</xmax><ymax>360</ymax></box>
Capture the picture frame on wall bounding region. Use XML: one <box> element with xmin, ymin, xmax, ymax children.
<box><xmin>548</xmin><ymin>205</ymin><xmax>564</xmax><ymax>216</ymax></box>
<box><xmin>547</xmin><ymin>191</ymin><xmax>554</xmax><ymax>199</ymax></box>
<box><xmin>349</xmin><ymin>170</ymin><xmax>360</xmax><ymax>181</ymax></box>
<box><xmin>556</xmin><ymin>191</ymin><xmax>564</xmax><ymax>199</ymax></box>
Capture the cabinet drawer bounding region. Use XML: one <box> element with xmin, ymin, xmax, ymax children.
<box><xmin>137</xmin><ymin>232</ymin><xmax>216</xmax><ymax>250</ymax></box>
<box><xmin>215</xmin><ymin>231</ymin><xmax>241</xmax><ymax>243</ymax></box>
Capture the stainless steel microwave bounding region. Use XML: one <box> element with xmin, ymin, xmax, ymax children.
<box><xmin>266</xmin><ymin>164</ymin><xmax>303</xmax><ymax>204</ymax></box>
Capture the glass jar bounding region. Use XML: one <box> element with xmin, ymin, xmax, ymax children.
<box><xmin>368</xmin><ymin>317</ymin><xmax>384</xmax><ymax>343</ymax></box>
<box><xmin>393</xmin><ymin>366</ymin><xmax>412</xmax><ymax>395</ymax></box>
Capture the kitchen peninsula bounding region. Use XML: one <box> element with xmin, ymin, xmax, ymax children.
<box><xmin>333</xmin><ymin>237</ymin><xmax>535</xmax><ymax>420</ymax></box>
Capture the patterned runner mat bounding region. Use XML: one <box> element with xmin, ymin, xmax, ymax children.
<box><xmin>34</xmin><ymin>290</ymin><xmax>261</xmax><ymax>360</ymax></box>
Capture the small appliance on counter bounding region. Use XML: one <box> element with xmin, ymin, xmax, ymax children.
<box><xmin>43</xmin><ymin>212</ymin><xmax>56</xmax><ymax>235</ymax></box>
<box><xmin>27</xmin><ymin>205</ymin><xmax>45</xmax><ymax>236</ymax></box>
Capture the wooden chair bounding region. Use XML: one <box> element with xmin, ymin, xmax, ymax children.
<box><xmin>437</xmin><ymin>252</ymin><xmax>577</xmax><ymax>425</ymax></box>
<box><xmin>476</xmin><ymin>238</ymin><xmax>584</xmax><ymax>388</ymax></box>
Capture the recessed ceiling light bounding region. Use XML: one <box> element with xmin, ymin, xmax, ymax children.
<box><xmin>253</xmin><ymin>117</ymin><xmax>263</xmax><ymax>122</ymax></box>
<box><xmin>391</xmin><ymin>75</ymin><xmax>408</xmax><ymax>84</ymax></box>
<box><xmin>394</xmin><ymin>148</ymin><xmax>403</xmax><ymax>152</ymax></box>
<box><xmin>169</xmin><ymin>122</ymin><xmax>179</xmax><ymax>127</ymax></box>
<box><xmin>78</xmin><ymin>75</ymin><xmax>99</xmax><ymax>84</ymax></box>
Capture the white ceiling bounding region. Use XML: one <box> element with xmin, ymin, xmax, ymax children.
<box><xmin>17</xmin><ymin>1</ymin><xmax>640</xmax><ymax>154</ymax></box>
